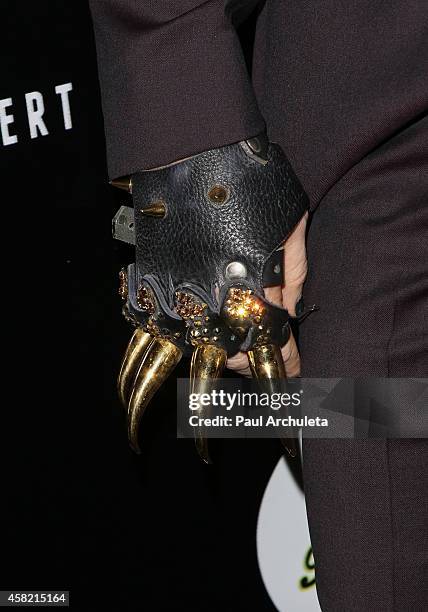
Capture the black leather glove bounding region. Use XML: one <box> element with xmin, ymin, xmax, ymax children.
<box><xmin>113</xmin><ymin>134</ymin><xmax>309</xmax><ymax>459</ymax></box>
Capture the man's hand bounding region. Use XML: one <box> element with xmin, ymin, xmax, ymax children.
<box><xmin>227</xmin><ymin>212</ymin><xmax>308</xmax><ymax>377</ymax></box>
<box><xmin>115</xmin><ymin>137</ymin><xmax>309</xmax><ymax>458</ymax></box>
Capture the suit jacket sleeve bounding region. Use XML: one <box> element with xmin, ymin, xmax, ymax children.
<box><xmin>89</xmin><ymin>0</ymin><xmax>265</xmax><ymax>179</ymax></box>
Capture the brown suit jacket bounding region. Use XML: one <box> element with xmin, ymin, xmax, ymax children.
<box><xmin>89</xmin><ymin>0</ymin><xmax>427</xmax><ymax>211</ymax></box>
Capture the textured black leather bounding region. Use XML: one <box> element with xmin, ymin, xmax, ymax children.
<box><xmin>123</xmin><ymin>138</ymin><xmax>308</xmax><ymax>355</ymax></box>
<box><xmin>132</xmin><ymin>140</ymin><xmax>308</xmax><ymax>299</ymax></box>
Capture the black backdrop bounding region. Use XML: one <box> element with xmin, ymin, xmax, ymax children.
<box><xmin>0</xmin><ymin>3</ymin><xmax>296</xmax><ymax>610</ymax></box>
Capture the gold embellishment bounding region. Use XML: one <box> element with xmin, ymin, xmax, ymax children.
<box><xmin>140</xmin><ymin>200</ymin><xmax>166</xmax><ymax>218</ymax></box>
<box><xmin>190</xmin><ymin>343</ymin><xmax>227</xmax><ymax>464</ymax></box>
<box><xmin>127</xmin><ymin>338</ymin><xmax>183</xmax><ymax>453</ymax></box>
<box><xmin>224</xmin><ymin>288</ymin><xmax>265</xmax><ymax>321</ymax></box>
<box><xmin>207</xmin><ymin>184</ymin><xmax>230</xmax><ymax>205</ymax></box>
<box><xmin>144</xmin><ymin>318</ymin><xmax>162</xmax><ymax>338</ymax></box>
<box><xmin>117</xmin><ymin>328</ymin><xmax>155</xmax><ymax>407</ymax></box>
<box><xmin>142</xmin><ymin>317</ymin><xmax>179</xmax><ymax>344</ymax></box>
<box><xmin>137</xmin><ymin>286</ymin><xmax>155</xmax><ymax>314</ymax></box>
<box><xmin>175</xmin><ymin>291</ymin><xmax>207</xmax><ymax>320</ymax></box>
<box><xmin>110</xmin><ymin>175</ymin><xmax>132</xmax><ymax>193</ymax></box>
<box><xmin>122</xmin><ymin>304</ymin><xmax>138</xmax><ymax>327</ymax></box>
<box><xmin>118</xmin><ymin>269</ymin><xmax>128</xmax><ymax>301</ymax></box>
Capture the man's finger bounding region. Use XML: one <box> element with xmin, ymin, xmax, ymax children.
<box><xmin>226</xmin><ymin>331</ymin><xmax>300</xmax><ymax>378</ymax></box>
<box><xmin>226</xmin><ymin>350</ymin><xmax>251</xmax><ymax>377</ymax></box>
<box><xmin>282</xmin><ymin>212</ymin><xmax>308</xmax><ymax>315</ymax></box>
<box><xmin>226</xmin><ymin>282</ymin><xmax>301</xmax><ymax>376</ymax></box>
<box><xmin>280</xmin><ymin>332</ymin><xmax>300</xmax><ymax>377</ymax></box>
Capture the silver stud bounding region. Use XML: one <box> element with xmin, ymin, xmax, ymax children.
<box><xmin>225</xmin><ymin>261</ymin><xmax>247</xmax><ymax>280</ymax></box>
